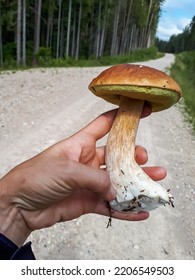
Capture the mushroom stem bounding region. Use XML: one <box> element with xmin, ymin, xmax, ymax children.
<box><xmin>106</xmin><ymin>96</ymin><xmax>144</xmax><ymax>164</ymax></box>
<box><xmin>106</xmin><ymin>96</ymin><xmax>173</xmax><ymax>212</ymax></box>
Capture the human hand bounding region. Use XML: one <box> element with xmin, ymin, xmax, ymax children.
<box><xmin>0</xmin><ymin>107</ymin><xmax>166</xmax><ymax>246</ymax></box>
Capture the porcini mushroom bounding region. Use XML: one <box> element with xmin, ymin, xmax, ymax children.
<box><xmin>88</xmin><ymin>64</ymin><xmax>182</xmax><ymax>212</ymax></box>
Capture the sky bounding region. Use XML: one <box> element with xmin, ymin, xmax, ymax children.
<box><xmin>156</xmin><ymin>0</ymin><xmax>195</xmax><ymax>41</ymax></box>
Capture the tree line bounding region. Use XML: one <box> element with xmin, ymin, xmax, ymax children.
<box><xmin>156</xmin><ymin>15</ymin><xmax>195</xmax><ymax>53</ymax></box>
<box><xmin>0</xmin><ymin>0</ymin><xmax>165</xmax><ymax>68</ymax></box>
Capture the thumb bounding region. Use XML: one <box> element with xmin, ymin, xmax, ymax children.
<box><xmin>63</xmin><ymin>160</ymin><xmax>116</xmax><ymax>201</ymax></box>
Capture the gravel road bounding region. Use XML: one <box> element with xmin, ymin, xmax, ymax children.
<box><xmin>0</xmin><ymin>54</ymin><xmax>194</xmax><ymax>260</ymax></box>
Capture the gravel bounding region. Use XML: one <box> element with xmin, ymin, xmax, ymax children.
<box><xmin>0</xmin><ymin>53</ymin><xmax>194</xmax><ymax>259</ymax></box>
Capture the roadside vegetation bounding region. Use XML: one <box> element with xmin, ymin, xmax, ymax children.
<box><xmin>156</xmin><ymin>14</ymin><xmax>195</xmax><ymax>133</ymax></box>
<box><xmin>0</xmin><ymin>46</ymin><xmax>163</xmax><ymax>71</ymax></box>
<box><xmin>170</xmin><ymin>51</ymin><xmax>195</xmax><ymax>132</ymax></box>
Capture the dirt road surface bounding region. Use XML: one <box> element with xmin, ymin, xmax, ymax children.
<box><xmin>0</xmin><ymin>54</ymin><xmax>194</xmax><ymax>259</ymax></box>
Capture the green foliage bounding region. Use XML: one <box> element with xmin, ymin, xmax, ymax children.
<box><xmin>2</xmin><ymin>42</ymin><xmax>16</xmax><ymax>61</ymax></box>
<box><xmin>129</xmin><ymin>46</ymin><xmax>159</xmax><ymax>61</ymax></box>
<box><xmin>132</xmin><ymin>0</ymin><xmax>148</xmax><ymax>27</ymax></box>
<box><xmin>36</xmin><ymin>47</ymin><xmax>52</xmax><ymax>65</ymax></box>
<box><xmin>156</xmin><ymin>12</ymin><xmax>195</xmax><ymax>132</ymax></box>
<box><xmin>0</xmin><ymin>0</ymin><xmax>164</xmax><ymax>68</ymax></box>
<box><xmin>0</xmin><ymin>46</ymin><xmax>162</xmax><ymax>70</ymax></box>
<box><xmin>170</xmin><ymin>51</ymin><xmax>195</xmax><ymax>131</ymax></box>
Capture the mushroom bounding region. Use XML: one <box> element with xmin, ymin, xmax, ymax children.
<box><xmin>88</xmin><ymin>64</ymin><xmax>182</xmax><ymax>212</ymax></box>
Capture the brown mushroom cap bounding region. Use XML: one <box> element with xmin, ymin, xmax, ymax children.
<box><xmin>89</xmin><ymin>64</ymin><xmax>182</xmax><ymax>112</ymax></box>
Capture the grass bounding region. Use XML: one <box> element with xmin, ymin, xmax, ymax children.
<box><xmin>0</xmin><ymin>46</ymin><xmax>163</xmax><ymax>72</ymax></box>
<box><xmin>170</xmin><ymin>51</ymin><xmax>195</xmax><ymax>133</ymax></box>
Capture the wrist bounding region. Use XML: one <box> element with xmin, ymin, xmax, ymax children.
<box><xmin>0</xmin><ymin>174</ymin><xmax>31</xmax><ymax>246</ymax></box>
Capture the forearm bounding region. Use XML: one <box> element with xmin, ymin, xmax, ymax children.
<box><xmin>0</xmin><ymin>174</ymin><xmax>31</xmax><ymax>247</ymax></box>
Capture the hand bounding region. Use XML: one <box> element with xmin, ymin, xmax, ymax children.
<box><xmin>0</xmin><ymin>107</ymin><xmax>166</xmax><ymax>246</ymax></box>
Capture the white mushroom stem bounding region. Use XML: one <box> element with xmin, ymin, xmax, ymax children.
<box><xmin>106</xmin><ymin>96</ymin><xmax>174</xmax><ymax>212</ymax></box>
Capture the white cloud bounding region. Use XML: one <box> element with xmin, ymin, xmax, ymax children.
<box><xmin>157</xmin><ymin>17</ymin><xmax>191</xmax><ymax>41</ymax></box>
<box><xmin>177</xmin><ymin>17</ymin><xmax>191</xmax><ymax>30</ymax></box>
<box><xmin>156</xmin><ymin>0</ymin><xmax>194</xmax><ymax>40</ymax></box>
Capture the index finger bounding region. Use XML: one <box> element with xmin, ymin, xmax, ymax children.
<box><xmin>81</xmin><ymin>109</ymin><xmax>117</xmax><ymax>140</ymax></box>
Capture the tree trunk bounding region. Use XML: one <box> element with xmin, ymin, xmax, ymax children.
<box><xmin>111</xmin><ymin>1</ymin><xmax>120</xmax><ymax>56</ymax></box>
<box><xmin>56</xmin><ymin>0</ymin><xmax>62</xmax><ymax>59</ymax></box>
<box><xmin>22</xmin><ymin>0</ymin><xmax>26</xmax><ymax>66</ymax></box>
<box><xmin>95</xmin><ymin>0</ymin><xmax>101</xmax><ymax>58</ymax></box>
<box><xmin>75</xmin><ymin>0</ymin><xmax>82</xmax><ymax>61</ymax></box>
<box><xmin>88</xmin><ymin>2</ymin><xmax>94</xmax><ymax>57</ymax></box>
<box><xmin>0</xmin><ymin>1</ymin><xmax>3</xmax><ymax>67</ymax></box>
<box><xmin>71</xmin><ymin>7</ymin><xmax>76</xmax><ymax>57</ymax></box>
<box><xmin>99</xmin><ymin>12</ymin><xmax>106</xmax><ymax>57</ymax></box>
<box><xmin>66</xmin><ymin>0</ymin><xmax>72</xmax><ymax>58</ymax></box>
<box><xmin>128</xmin><ymin>22</ymin><xmax>134</xmax><ymax>52</ymax></box>
<box><xmin>17</xmin><ymin>0</ymin><xmax>22</xmax><ymax>66</ymax></box>
<box><xmin>120</xmin><ymin>0</ymin><xmax>132</xmax><ymax>55</ymax></box>
<box><xmin>49</xmin><ymin>4</ymin><xmax>54</xmax><ymax>49</ymax></box>
<box><xmin>60</xmin><ymin>6</ymin><xmax>65</xmax><ymax>58</ymax></box>
<box><xmin>145</xmin><ymin>0</ymin><xmax>158</xmax><ymax>48</ymax></box>
<box><xmin>46</xmin><ymin>0</ymin><xmax>53</xmax><ymax>48</ymax></box>
<box><xmin>33</xmin><ymin>0</ymin><xmax>42</xmax><ymax>64</ymax></box>
<box><xmin>99</xmin><ymin>0</ymin><xmax>110</xmax><ymax>57</ymax></box>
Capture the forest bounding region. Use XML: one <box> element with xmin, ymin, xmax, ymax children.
<box><xmin>0</xmin><ymin>0</ymin><xmax>165</xmax><ymax>68</ymax></box>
